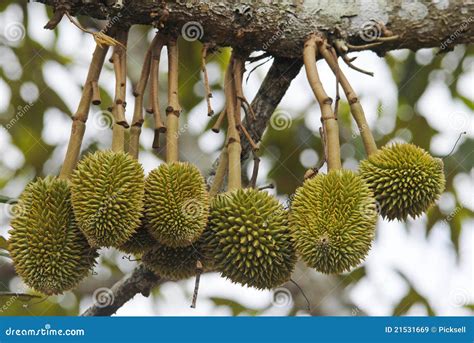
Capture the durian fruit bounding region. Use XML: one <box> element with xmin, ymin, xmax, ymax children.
<box><xmin>117</xmin><ymin>220</ymin><xmax>156</xmax><ymax>255</ymax></box>
<box><xmin>144</xmin><ymin>162</ymin><xmax>209</xmax><ymax>247</ymax></box>
<box><xmin>8</xmin><ymin>176</ymin><xmax>97</xmax><ymax>295</ymax></box>
<box><xmin>359</xmin><ymin>143</ymin><xmax>445</xmax><ymax>220</ymax></box>
<box><xmin>71</xmin><ymin>150</ymin><xmax>145</xmax><ymax>248</ymax></box>
<box><xmin>142</xmin><ymin>229</ymin><xmax>214</xmax><ymax>280</ymax></box>
<box><xmin>208</xmin><ymin>188</ymin><xmax>296</xmax><ymax>290</ymax></box>
<box><xmin>290</xmin><ymin>169</ymin><xmax>377</xmax><ymax>274</ymax></box>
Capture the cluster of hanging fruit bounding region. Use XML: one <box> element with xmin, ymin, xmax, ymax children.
<box><xmin>7</xmin><ymin>28</ymin><xmax>445</xmax><ymax>298</ymax></box>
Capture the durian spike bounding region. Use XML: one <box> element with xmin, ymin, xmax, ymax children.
<box><xmin>166</xmin><ymin>36</ymin><xmax>182</xmax><ymax>163</ymax></box>
<box><xmin>130</xmin><ymin>35</ymin><xmax>155</xmax><ymax>159</ymax></box>
<box><xmin>225</xmin><ymin>54</ymin><xmax>241</xmax><ymax>191</ymax></box>
<box><xmin>111</xmin><ymin>29</ymin><xmax>130</xmax><ymax>153</ymax></box>
<box><xmin>201</xmin><ymin>43</ymin><xmax>214</xmax><ymax>116</ymax></box>
<box><xmin>319</xmin><ymin>41</ymin><xmax>378</xmax><ymax>156</ymax></box>
<box><xmin>149</xmin><ymin>33</ymin><xmax>167</xmax><ymax>150</ymax></box>
<box><xmin>303</xmin><ymin>35</ymin><xmax>341</xmax><ymax>170</ymax></box>
<box><xmin>59</xmin><ymin>42</ymin><xmax>110</xmax><ymax>179</ymax></box>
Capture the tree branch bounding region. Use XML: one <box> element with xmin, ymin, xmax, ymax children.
<box><xmin>36</xmin><ymin>0</ymin><xmax>474</xmax><ymax>58</ymax></box>
<box><xmin>81</xmin><ymin>264</ymin><xmax>164</xmax><ymax>316</ymax></box>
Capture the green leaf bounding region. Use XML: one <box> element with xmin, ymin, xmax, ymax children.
<box><xmin>210</xmin><ymin>297</ymin><xmax>260</xmax><ymax>316</ymax></box>
<box><xmin>0</xmin><ymin>293</ymin><xmax>41</xmax><ymax>301</ymax></box>
<box><xmin>0</xmin><ymin>196</ymin><xmax>16</xmax><ymax>204</ymax></box>
<box><xmin>0</xmin><ymin>236</ymin><xmax>8</xmax><ymax>250</ymax></box>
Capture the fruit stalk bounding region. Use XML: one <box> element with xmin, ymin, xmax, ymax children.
<box><xmin>318</xmin><ymin>41</ymin><xmax>378</xmax><ymax>156</ymax></box>
<box><xmin>129</xmin><ymin>35</ymin><xmax>158</xmax><ymax>158</ymax></box>
<box><xmin>149</xmin><ymin>34</ymin><xmax>167</xmax><ymax>149</ymax></box>
<box><xmin>209</xmin><ymin>143</ymin><xmax>229</xmax><ymax>197</ymax></box>
<box><xmin>165</xmin><ymin>37</ymin><xmax>182</xmax><ymax>163</ymax></box>
<box><xmin>111</xmin><ymin>29</ymin><xmax>130</xmax><ymax>153</ymax></box>
<box><xmin>59</xmin><ymin>43</ymin><xmax>110</xmax><ymax>179</ymax></box>
<box><xmin>225</xmin><ymin>54</ymin><xmax>242</xmax><ymax>191</ymax></box>
<box><xmin>303</xmin><ymin>35</ymin><xmax>341</xmax><ymax>170</ymax></box>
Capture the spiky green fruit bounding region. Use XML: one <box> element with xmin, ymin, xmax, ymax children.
<box><xmin>117</xmin><ymin>220</ymin><xmax>156</xmax><ymax>255</ymax></box>
<box><xmin>359</xmin><ymin>143</ymin><xmax>445</xmax><ymax>220</ymax></box>
<box><xmin>71</xmin><ymin>150</ymin><xmax>145</xmax><ymax>248</ymax></box>
<box><xmin>8</xmin><ymin>177</ymin><xmax>97</xmax><ymax>295</ymax></box>
<box><xmin>290</xmin><ymin>170</ymin><xmax>377</xmax><ymax>274</ymax></box>
<box><xmin>142</xmin><ymin>230</ymin><xmax>213</xmax><ymax>280</ymax></box>
<box><xmin>208</xmin><ymin>188</ymin><xmax>296</xmax><ymax>290</ymax></box>
<box><xmin>144</xmin><ymin>162</ymin><xmax>209</xmax><ymax>247</ymax></box>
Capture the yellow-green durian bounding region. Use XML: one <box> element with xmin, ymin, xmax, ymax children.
<box><xmin>290</xmin><ymin>169</ymin><xmax>377</xmax><ymax>274</ymax></box>
<box><xmin>359</xmin><ymin>143</ymin><xmax>445</xmax><ymax>220</ymax></box>
<box><xmin>208</xmin><ymin>188</ymin><xmax>296</xmax><ymax>290</ymax></box>
<box><xmin>142</xmin><ymin>229</ymin><xmax>214</xmax><ymax>280</ymax></box>
<box><xmin>71</xmin><ymin>150</ymin><xmax>145</xmax><ymax>248</ymax></box>
<box><xmin>144</xmin><ymin>162</ymin><xmax>209</xmax><ymax>247</ymax></box>
<box><xmin>117</xmin><ymin>220</ymin><xmax>156</xmax><ymax>255</ymax></box>
<box><xmin>8</xmin><ymin>176</ymin><xmax>97</xmax><ymax>295</ymax></box>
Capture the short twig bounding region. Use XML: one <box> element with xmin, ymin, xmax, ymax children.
<box><xmin>190</xmin><ymin>260</ymin><xmax>203</xmax><ymax>309</ymax></box>
<box><xmin>258</xmin><ymin>184</ymin><xmax>274</xmax><ymax>191</ymax></box>
<box><xmin>341</xmin><ymin>53</ymin><xmax>374</xmax><ymax>76</ymax></box>
<box><xmin>346</xmin><ymin>41</ymin><xmax>383</xmax><ymax>51</ymax></box>
<box><xmin>202</xmin><ymin>43</ymin><xmax>214</xmax><ymax>116</ymax></box>
<box><xmin>238</xmin><ymin>123</ymin><xmax>259</xmax><ymax>152</ymax></box>
<box><xmin>249</xmin><ymin>151</ymin><xmax>260</xmax><ymax>189</ymax></box>
<box><xmin>149</xmin><ymin>34</ymin><xmax>167</xmax><ymax>149</ymax></box>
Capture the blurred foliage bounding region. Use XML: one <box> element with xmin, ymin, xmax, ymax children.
<box><xmin>0</xmin><ymin>2</ymin><xmax>472</xmax><ymax>316</ymax></box>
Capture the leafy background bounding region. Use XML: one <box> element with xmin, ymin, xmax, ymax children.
<box><xmin>0</xmin><ymin>2</ymin><xmax>472</xmax><ymax>316</ymax></box>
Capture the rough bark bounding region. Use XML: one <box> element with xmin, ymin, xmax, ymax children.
<box><xmin>38</xmin><ymin>0</ymin><xmax>474</xmax><ymax>58</ymax></box>
<box><xmin>82</xmin><ymin>264</ymin><xmax>164</xmax><ymax>316</ymax></box>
